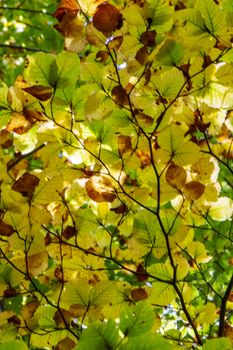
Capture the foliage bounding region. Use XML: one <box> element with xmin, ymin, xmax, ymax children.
<box><xmin>0</xmin><ymin>0</ymin><xmax>233</xmax><ymax>349</ymax></box>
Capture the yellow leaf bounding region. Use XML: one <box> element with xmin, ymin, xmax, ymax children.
<box><xmin>208</xmin><ymin>197</ymin><xmax>233</xmax><ymax>221</ymax></box>
<box><xmin>187</xmin><ymin>241</ymin><xmax>210</xmax><ymax>263</ymax></box>
<box><xmin>195</xmin><ymin>302</ymin><xmax>217</xmax><ymax>325</ymax></box>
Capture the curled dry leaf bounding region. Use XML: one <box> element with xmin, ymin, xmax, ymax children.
<box><xmin>53</xmin><ymin>0</ymin><xmax>80</xmax><ymax>22</ymax></box>
<box><xmin>184</xmin><ymin>181</ymin><xmax>205</xmax><ymax>200</ymax></box>
<box><xmin>165</xmin><ymin>163</ymin><xmax>187</xmax><ymax>190</ymax></box>
<box><xmin>93</xmin><ymin>3</ymin><xmax>122</xmax><ymax>35</ymax></box>
<box><xmin>23</xmin><ymin>85</ymin><xmax>53</xmax><ymax>101</ymax></box>
<box><xmin>0</xmin><ymin>220</ymin><xmax>15</xmax><ymax>237</ymax></box>
<box><xmin>85</xmin><ymin>176</ymin><xmax>116</xmax><ymax>202</ymax></box>
<box><xmin>12</xmin><ymin>172</ymin><xmax>40</xmax><ymax>197</ymax></box>
<box><xmin>131</xmin><ymin>287</ymin><xmax>148</xmax><ymax>301</ymax></box>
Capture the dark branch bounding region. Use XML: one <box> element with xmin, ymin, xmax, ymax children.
<box><xmin>0</xmin><ymin>43</ymin><xmax>49</xmax><ymax>53</ymax></box>
<box><xmin>218</xmin><ymin>273</ymin><xmax>233</xmax><ymax>337</ymax></box>
<box><xmin>0</xmin><ymin>6</ymin><xmax>53</xmax><ymax>15</ymax></box>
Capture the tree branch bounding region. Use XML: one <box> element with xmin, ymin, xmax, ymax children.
<box><xmin>0</xmin><ymin>6</ymin><xmax>53</xmax><ymax>15</ymax></box>
<box><xmin>0</xmin><ymin>43</ymin><xmax>49</xmax><ymax>53</ymax></box>
<box><xmin>218</xmin><ymin>273</ymin><xmax>233</xmax><ymax>337</ymax></box>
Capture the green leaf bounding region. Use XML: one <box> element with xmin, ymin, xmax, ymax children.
<box><xmin>156</xmin><ymin>40</ymin><xmax>184</xmax><ymax>66</ymax></box>
<box><xmin>24</xmin><ymin>52</ymin><xmax>56</xmax><ymax>86</ymax></box>
<box><xmin>203</xmin><ymin>337</ymin><xmax>232</xmax><ymax>350</ymax></box>
<box><xmin>54</xmin><ymin>51</ymin><xmax>80</xmax><ymax>88</ymax></box>
<box><xmin>0</xmin><ymin>340</ymin><xmax>28</xmax><ymax>350</ymax></box>
<box><xmin>156</xmin><ymin>125</ymin><xmax>201</xmax><ymax>165</ymax></box>
<box><xmin>149</xmin><ymin>282</ymin><xmax>176</xmax><ymax>305</ymax></box>
<box><xmin>78</xmin><ymin>320</ymin><xmax>120</xmax><ymax>350</ymax></box>
<box><xmin>153</xmin><ymin>69</ymin><xmax>185</xmax><ymax>99</ymax></box>
<box><xmin>119</xmin><ymin>303</ymin><xmax>155</xmax><ymax>337</ymax></box>
<box><xmin>195</xmin><ymin>0</ymin><xmax>226</xmax><ymax>36</ymax></box>
<box><xmin>119</xmin><ymin>334</ymin><xmax>172</xmax><ymax>350</ymax></box>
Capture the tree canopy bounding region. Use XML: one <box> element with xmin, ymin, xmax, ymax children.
<box><xmin>0</xmin><ymin>0</ymin><xmax>232</xmax><ymax>349</ymax></box>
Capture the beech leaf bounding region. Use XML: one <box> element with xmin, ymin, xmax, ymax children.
<box><xmin>93</xmin><ymin>3</ymin><xmax>121</xmax><ymax>35</ymax></box>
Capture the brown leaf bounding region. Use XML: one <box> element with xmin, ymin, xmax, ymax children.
<box><xmin>3</xmin><ymin>287</ymin><xmax>17</xmax><ymax>298</ymax></box>
<box><xmin>108</xmin><ymin>36</ymin><xmax>123</xmax><ymax>50</ymax></box>
<box><xmin>131</xmin><ymin>288</ymin><xmax>148</xmax><ymax>301</ymax></box>
<box><xmin>184</xmin><ymin>181</ymin><xmax>205</xmax><ymax>200</ymax></box>
<box><xmin>140</xmin><ymin>30</ymin><xmax>156</xmax><ymax>47</ymax></box>
<box><xmin>7</xmin><ymin>108</ymin><xmax>45</xmax><ymax>135</ymax></box>
<box><xmin>93</xmin><ymin>3</ymin><xmax>121</xmax><ymax>35</ymax></box>
<box><xmin>118</xmin><ymin>135</ymin><xmax>132</xmax><ymax>155</ymax></box>
<box><xmin>135</xmin><ymin>46</ymin><xmax>149</xmax><ymax>65</ymax></box>
<box><xmin>0</xmin><ymin>129</ymin><xmax>13</xmax><ymax>148</ymax></box>
<box><xmin>111</xmin><ymin>85</ymin><xmax>129</xmax><ymax>106</ymax></box>
<box><xmin>136</xmin><ymin>111</ymin><xmax>154</xmax><ymax>125</ymax></box>
<box><xmin>110</xmin><ymin>203</ymin><xmax>128</xmax><ymax>214</ymax></box>
<box><xmin>7</xmin><ymin>113</ymin><xmax>33</xmax><ymax>135</ymax></box>
<box><xmin>228</xmin><ymin>292</ymin><xmax>233</xmax><ymax>302</ymax></box>
<box><xmin>69</xmin><ymin>304</ymin><xmax>86</xmax><ymax>318</ymax></box>
<box><xmin>0</xmin><ymin>220</ymin><xmax>14</xmax><ymax>237</ymax></box>
<box><xmin>27</xmin><ymin>251</ymin><xmax>48</xmax><ymax>276</ymax></box>
<box><xmin>62</xmin><ymin>226</ymin><xmax>76</xmax><ymax>240</ymax></box>
<box><xmin>12</xmin><ymin>172</ymin><xmax>40</xmax><ymax>197</ymax></box>
<box><xmin>7</xmin><ymin>315</ymin><xmax>21</xmax><ymax>326</ymax></box>
<box><xmin>136</xmin><ymin>264</ymin><xmax>149</xmax><ymax>282</ymax></box>
<box><xmin>95</xmin><ymin>50</ymin><xmax>109</xmax><ymax>63</ymax></box>
<box><xmin>165</xmin><ymin>163</ymin><xmax>187</xmax><ymax>190</ymax></box>
<box><xmin>23</xmin><ymin>85</ymin><xmax>53</xmax><ymax>101</ymax></box>
<box><xmin>53</xmin><ymin>0</ymin><xmax>80</xmax><ymax>22</ymax></box>
<box><xmin>21</xmin><ymin>300</ymin><xmax>40</xmax><ymax>320</ymax></box>
<box><xmin>53</xmin><ymin>309</ymin><xmax>71</xmax><ymax>327</ymax></box>
<box><xmin>55</xmin><ymin>337</ymin><xmax>76</xmax><ymax>350</ymax></box>
<box><xmin>85</xmin><ymin>176</ymin><xmax>116</xmax><ymax>202</ymax></box>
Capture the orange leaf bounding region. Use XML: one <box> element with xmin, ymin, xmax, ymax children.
<box><xmin>23</xmin><ymin>85</ymin><xmax>53</xmax><ymax>101</ymax></box>
<box><xmin>85</xmin><ymin>176</ymin><xmax>116</xmax><ymax>202</ymax></box>
<box><xmin>93</xmin><ymin>3</ymin><xmax>121</xmax><ymax>35</ymax></box>
<box><xmin>184</xmin><ymin>181</ymin><xmax>205</xmax><ymax>200</ymax></box>
<box><xmin>165</xmin><ymin>163</ymin><xmax>187</xmax><ymax>190</ymax></box>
